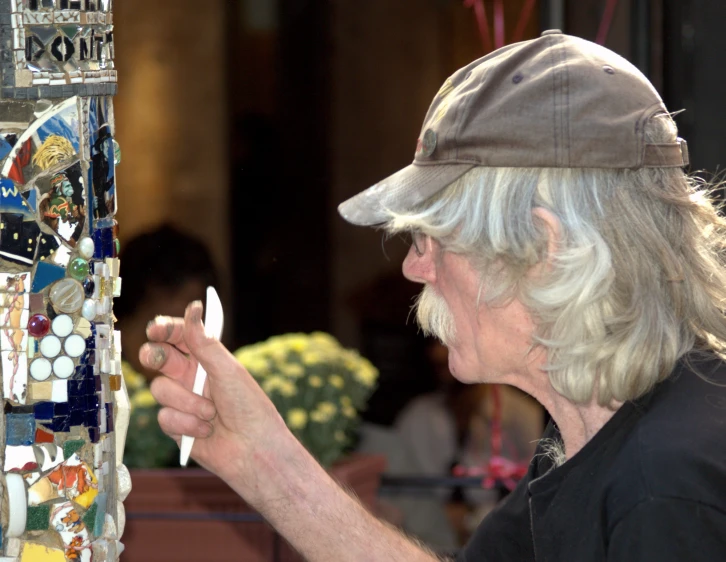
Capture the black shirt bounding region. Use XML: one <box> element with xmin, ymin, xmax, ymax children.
<box><xmin>458</xmin><ymin>352</ymin><xmax>726</xmax><ymax>561</ymax></box>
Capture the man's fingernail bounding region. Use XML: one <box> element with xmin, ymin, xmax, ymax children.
<box><xmin>145</xmin><ymin>344</ymin><xmax>166</xmax><ymax>369</ymax></box>
<box><xmin>189</xmin><ymin>301</ymin><xmax>203</xmax><ymax>324</ymax></box>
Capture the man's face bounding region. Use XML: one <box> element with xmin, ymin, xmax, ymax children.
<box><xmin>403</xmin><ymin>240</ymin><xmax>541</xmax><ymax>385</ymax></box>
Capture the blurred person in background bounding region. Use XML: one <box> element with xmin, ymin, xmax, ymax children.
<box><xmin>116</xmin><ymin>224</ymin><xmax>218</xmax><ymax>468</ymax></box>
<box><xmin>359</xmin><ymin>340</ymin><xmax>542</xmax><ymax>549</ymax></box>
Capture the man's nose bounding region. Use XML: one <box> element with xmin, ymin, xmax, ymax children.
<box><xmin>402</xmin><ymin>242</ymin><xmax>436</xmax><ymax>285</ymax></box>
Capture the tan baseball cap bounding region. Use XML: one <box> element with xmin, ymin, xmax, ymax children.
<box><xmin>338</xmin><ymin>30</ymin><xmax>689</xmax><ymax>226</ymax></box>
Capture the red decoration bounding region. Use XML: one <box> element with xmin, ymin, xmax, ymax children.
<box><xmin>596</xmin><ymin>0</ymin><xmax>620</xmax><ymax>45</ymax></box>
<box><xmin>28</xmin><ymin>314</ymin><xmax>51</xmax><ymax>338</ymax></box>
<box><xmin>452</xmin><ymin>385</ymin><xmax>530</xmax><ymax>492</ymax></box>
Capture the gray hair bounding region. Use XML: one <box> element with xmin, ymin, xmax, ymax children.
<box><xmin>384</xmin><ymin>114</ymin><xmax>726</xmax><ymax>405</ymax></box>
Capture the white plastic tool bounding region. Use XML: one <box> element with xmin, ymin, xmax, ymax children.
<box><xmin>179</xmin><ymin>286</ymin><xmax>224</xmax><ymax>467</ymax></box>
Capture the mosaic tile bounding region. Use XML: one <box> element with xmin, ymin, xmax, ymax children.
<box><xmin>25</xmin><ymin>504</ymin><xmax>50</xmax><ymax>531</ymax></box>
<box><xmin>63</xmin><ymin>439</ymin><xmax>83</xmax><ymax>458</ymax></box>
<box><xmin>50</xmin><ymin>313</ymin><xmax>72</xmax><ymax>337</ymax></box>
<box><xmin>20</xmin><ymin>543</ymin><xmax>66</xmax><ymax>562</ymax></box>
<box><xmin>30</xmin><ymin>261</ymin><xmax>64</xmax><ymax>293</ymax></box>
<box><xmin>52</xmin><ymin>354</ymin><xmax>73</xmax><ymax>377</ymax></box>
<box><xmin>50</xmin><ymin>378</ymin><xmax>67</xmax><ymax>402</ymax></box>
<box><xmin>36</xmin><ymin>443</ymin><xmax>64</xmax><ymax>472</ymax></box>
<box><xmin>29</xmin><ymin>357</ymin><xmax>51</xmax><ymax>380</ymax></box>
<box><xmin>38</xmin><ymin>334</ymin><xmax>60</xmax><ymax>357</ymax></box>
<box><xmin>28</xmin><ymin>293</ymin><xmax>44</xmax><ymax>314</ymax></box>
<box><xmin>2</xmin><ymin>350</ymin><xmax>28</xmax><ymax>403</ymax></box>
<box><xmin>6</xmin><ymin>473</ymin><xmax>27</xmax><ymax>536</ymax></box>
<box><xmin>4</xmin><ymin>445</ymin><xmax>37</xmax><ymax>471</ymax></box>
<box><xmin>34</xmin><ymin>428</ymin><xmax>53</xmax><ymax>443</ymax></box>
<box><xmin>28</xmin><ymin>381</ymin><xmax>51</xmax><ymax>400</ymax></box>
<box><xmin>6</xmin><ymin>413</ymin><xmax>34</xmax><ymax>445</ymax></box>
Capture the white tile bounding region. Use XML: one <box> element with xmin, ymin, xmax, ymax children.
<box><xmin>51</xmin><ymin>379</ymin><xmax>68</xmax><ymax>402</ymax></box>
<box><xmin>2</xmin><ymin>351</ymin><xmax>27</xmax><ymax>404</ymax></box>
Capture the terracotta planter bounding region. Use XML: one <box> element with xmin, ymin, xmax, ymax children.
<box><xmin>122</xmin><ymin>454</ymin><xmax>387</xmax><ymax>561</ymax></box>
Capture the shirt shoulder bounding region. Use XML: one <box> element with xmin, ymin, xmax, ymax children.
<box><xmin>605</xmin><ymin>354</ymin><xmax>726</xmax><ymax>527</ymax></box>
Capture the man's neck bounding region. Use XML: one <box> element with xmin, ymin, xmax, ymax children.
<box><xmin>537</xmin><ymin>389</ymin><xmax>621</xmax><ymax>460</ymax></box>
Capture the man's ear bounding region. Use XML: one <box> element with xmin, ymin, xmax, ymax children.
<box><xmin>530</xmin><ymin>207</ymin><xmax>562</xmax><ymax>275</ymax></box>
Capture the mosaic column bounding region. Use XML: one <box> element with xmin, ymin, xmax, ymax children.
<box><xmin>0</xmin><ymin>1</ymin><xmax>129</xmax><ymax>560</ymax></box>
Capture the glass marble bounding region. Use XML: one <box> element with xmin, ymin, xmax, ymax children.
<box><xmin>68</xmin><ymin>258</ymin><xmax>90</xmax><ymax>281</ymax></box>
<box><xmin>49</xmin><ymin>279</ymin><xmax>84</xmax><ymax>313</ymax></box>
<box><xmin>78</xmin><ymin>237</ymin><xmax>95</xmax><ymax>260</ymax></box>
<box><xmin>81</xmin><ymin>299</ymin><xmax>97</xmax><ymax>321</ymax></box>
<box><xmin>27</xmin><ymin>314</ymin><xmax>50</xmax><ymax>338</ymax></box>
<box><xmin>82</xmin><ymin>277</ymin><xmax>95</xmax><ymax>298</ymax></box>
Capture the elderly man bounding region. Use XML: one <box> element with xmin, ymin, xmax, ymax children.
<box><xmin>142</xmin><ymin>31</ymin><xmax>726</xmax><ymax>561</ymax></box>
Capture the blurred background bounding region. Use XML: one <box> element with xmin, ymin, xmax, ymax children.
<box><xmin>111</xmin><ymin>0</ymin><xmax>726</xmax><ymax>559</ymax></box>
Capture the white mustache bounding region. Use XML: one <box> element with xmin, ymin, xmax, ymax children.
<box><xmin>415</xmin><ymin>285</ymin><xmax>457</xmax><ymax>346</ymax></box>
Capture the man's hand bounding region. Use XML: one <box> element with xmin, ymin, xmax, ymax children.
<box><xmin>140</xmin><ymin>300</ymin><xmax>289</xmax><ymax>499</ymax></box>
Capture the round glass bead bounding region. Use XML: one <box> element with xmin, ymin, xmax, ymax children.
<box><xmin>27</xmin><ymin>314</ymin><xmax>50</xmax><ymax>338</ymax></box>
<box><xmin>29</xmin><ymin>358</ymin><xmax>52</xmax><ymax>381</ymax></box>
<box><xmin>78</xmin><ymin>237</ymin><xmax>95</xmax><ymax>260</ymax></box>
<box><xmin>40</xmin><ymin>335</ymin><xmax>61</xmax><ymax>358</ymax></box>
<box><xmin>82</xmin><ymin>277</ymin><xmax>95</xmax><ymax>298</ymax></box>
<box><xmin>64</xmin><ymin>334</ymin><xmax>86</xmax><ymax>358</ymax></box>
<box><xmin>81</xmin><ymin>299</ymin><xmax>97</xmax><ymax>321</ymax></box>
<box><xmin>69</xmin><ymin>258</ymin><xmax>89</xmax><ymax>281</ymax></box>
<box><xmin>53</xmin><ymin>356</ymin><xmax>74</xmax><ymax>379</ymax></box>
<box><xmin>51</xmin><ymin>314</ymin><xmax>73</xmax><ymax>338</ymax></box>
<box><xmin>50</xmin><ymin>279</ymin><xmax>84</xmax><ymax>313</ymax></box>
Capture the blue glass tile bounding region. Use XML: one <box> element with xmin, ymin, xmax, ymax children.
<box><xmin>68</xmin><ymin>379</ymin><xmax>85</xmax><ymax>397</ymax></box>
<box><xmin>6</xmin><ymin>413</ymin><xmax>35</xmax><ymax>446</ymax></box>
<box><xmin>69</xmin><ymin>408</ymin><xmax>84</xmax><ymax>426</ymax></box>
<box><xmin>34</xmin><ymin>401</ymin><xmax>54</xmax><ymax>420</ymax></box>
<box><xmin>31</xmin><ymin>262</ymin><xmax>66</xmax><ymax>293</ymax></box>
<box><xmin>48</xmin><ymin>415</ymin><xmax>70</xmax><ymax>432</ymax></box>
<box><xmin>83</xmin><ymin>409</ymin><xmax>99</xmax><ymax>427</ymax></box>
<box><xmin>88</xmin><ymin>394</ymin><xmax>100</xmax><ymax>409</ymax></box>
<box><xmin>54</xmin><ymin>402</ymin><xmax>70</xmax><ymax>416</ymax></box>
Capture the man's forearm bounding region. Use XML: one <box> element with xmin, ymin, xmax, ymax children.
<box><xmin>227</xmin><ymin>436</ymin><xmax>444</xmax><ymax>562</ymax></box>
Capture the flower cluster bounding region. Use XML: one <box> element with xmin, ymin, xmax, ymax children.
<box><xmin>234</xmin><ymin>332</ymin><xmax>379</xmax><ymax>467</ymax></box>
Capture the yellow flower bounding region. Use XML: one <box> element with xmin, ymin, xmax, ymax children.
<box><xmin>262</xmin><ymin>376</ymin><xmax>297</xmax><ymax>397</ymax></box>
<box><xmin>283</xmin><ymin>363</ymin><xmax>305</xmax><ymax>378</ymax></box>
<box><xmin>329</xmin><ymin>375</ymin><xmax>344</xmax><ymax>389</ymax></box>
<box><xmin>301</xmin><ymin>351</ymin><xmax>322</xmax><ymax>365</ymax></box>
<box><xmin>241</xmin><ymin>355</ymin><xmax>270</xmax><ymax>376</ymax></box>
<box><xmin>341</xmin><ymin>404</ymin><xmax>356</xmax><ymax>419</ymax></box>
<box><xmin>334</xmin><ymin>430</ymin><xmax>346</xmax><ymax>442</ymax></box>
<box><xmin>310</xmin><ymin>402</ymin><xmax>337</xmax><ymax>423</ymax></box>
<box><xmin>131</xmin><ymin>389</ymin><xmax>157</xmax><ymax>410</ymax></box>
<box><xmin>353</xmin><ymin>360</ymin><xmax>378</xmax><ymax>387</ymax></box>
<box><xmin>309</xmin><ymin>375</ymin><xmax>323</xmax><ymax>388</ymax></box>
<box><xmin>286</xmin><ymin>408</ymin><xmax>308</xmax><ymax>430</ymax></box>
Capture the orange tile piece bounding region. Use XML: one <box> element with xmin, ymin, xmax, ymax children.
<box><xmin>35</xmin><ymin>429</ymin><xmax>54</xmax><ymax>444</ymax></box>
<box><xmin>109</xmin><ymin>375</ymin><xmax>122</xmax><ymax>392</ymax></box>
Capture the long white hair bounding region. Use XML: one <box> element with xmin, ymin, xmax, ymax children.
<box><xmin>385</xmin><ymin>114</ymin><xmax>726</xmax><ymax>405</ymax></box>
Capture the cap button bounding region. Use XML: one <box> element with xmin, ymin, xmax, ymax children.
<box><xmin>541</xmin><ymin>29</ymin><xmax>562</xmax><ymax>36</ymax></box>
<box><xmin>416</xmin><ymin>129</ymin><xmax>437</xmax><ymax>159</ymax></box>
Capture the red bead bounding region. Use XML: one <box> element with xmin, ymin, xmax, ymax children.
<box><xmin>28</xmin><ymin>314</ymin><xmax>50</xmax><ymax>338</ymax></box>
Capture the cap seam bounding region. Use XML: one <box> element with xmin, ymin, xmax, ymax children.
<box><xmin>451</xmin><ymin>71</ymin><xmax>483</xmax><ymax>162</ymax></box>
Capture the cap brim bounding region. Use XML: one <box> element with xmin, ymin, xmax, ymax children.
<box><xmin>338</xmin><ymin>162</ymin><xmax>475</xmax><ymax>226</ymax></box>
